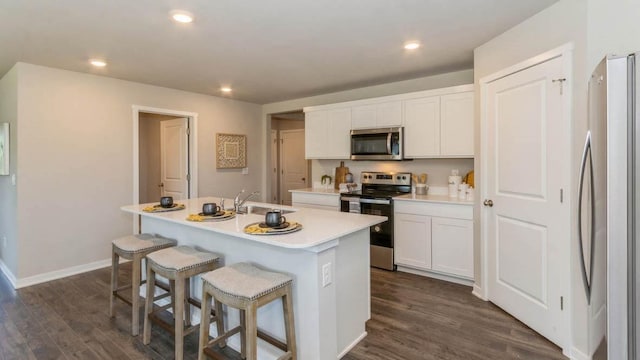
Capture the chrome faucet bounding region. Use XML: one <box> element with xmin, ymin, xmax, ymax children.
<box><xmin>233</xmin><ymin>190</ymin><xmax>260</xmax><ymax>213</ymax></box>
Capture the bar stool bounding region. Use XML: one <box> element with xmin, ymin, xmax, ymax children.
<box><xmin>143</xmin><ymin>245</ymin><xmax>222</xmax><ymax>360</ymax></box>
<box><xmin>110</xmin><ymin>233</ymin><xmax>177</xmax><ymax>336</ymax></box>
<box><xmin>198</xmin><ymin>262</ymin><xmax>297</xmax><ymax>360</ymax></box>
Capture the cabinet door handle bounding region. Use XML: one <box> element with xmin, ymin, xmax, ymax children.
<box><xmin>483</xmin><ymin>199</ymin><xmax>493</xmax><ymax>207</ymax></box>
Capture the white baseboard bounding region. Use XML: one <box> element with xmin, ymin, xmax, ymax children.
<box><xmin>472</xmin><ymin>284</ymin><xmax>488</xmax><ymax>301</ymax></box>
<box><xmin>569</xmin><ymin>346</ymin><xmax>591</xmax><ymax>360</ymax></box>
<box><xmin>396</xmin><ymin>265</ymin><xmax>474</xmax><ymax>287</ymax></box>
<box><xmin>0</xmin><ymin>258</ymin><xmax>17</xmax><ymax>289</ymax></box>
<box><xmin>11</xmin><ymin>258</ymin><xmax>117</xmax><ymax>289</ymax></box>
<box><xmin>337</xmin><ymin>331</ymin><xmax>367</xmax><ymax>359</ymax></box>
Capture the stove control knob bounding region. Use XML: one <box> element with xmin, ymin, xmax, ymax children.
<box><xmin>402</xmin><ymin>176</ymin><xmax>406</xmax><ymax>180</ymax></box>
<box><xmin>396</xmin><ymin>176</ymin><xmax>401</xmax><ymax>180</ymax></box>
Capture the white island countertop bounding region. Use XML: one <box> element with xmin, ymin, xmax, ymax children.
<box><xmin>121</xmin><ymin>197</ymin><xmax>386</xmax><ymax>251</ymax></box>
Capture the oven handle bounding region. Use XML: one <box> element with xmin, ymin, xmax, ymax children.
<box><xmin>387</xmin><ymin>132</ymin><xmax>392</xmax><ymax>154</ymax></box>
<box><xmin>359</xmin><ymin>198</ymin><xmax>391</xmax><ymax>205</ymax></box>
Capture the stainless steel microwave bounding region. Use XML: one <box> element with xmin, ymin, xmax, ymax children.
<box><xmin>350</xmin><ymin>127</ymin><xmax>403</xmax><ymax>160</ymax></box>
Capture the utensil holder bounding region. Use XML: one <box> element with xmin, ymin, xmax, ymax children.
<box><xmin>416</xmin><ymin>184</ymin><xmax>428</xmax><ymax>195</ymax></box>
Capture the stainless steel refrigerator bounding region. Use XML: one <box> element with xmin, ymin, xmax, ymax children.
<box><xmin>581</xmin><ymin>53</ymin><xmax>640</xmax><ymax>359</ymax></box>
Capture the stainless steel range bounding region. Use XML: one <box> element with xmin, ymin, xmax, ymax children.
<box><xmin>340</xmin><ymin>171</ymin><xmax>412</xmax><ymax>270</ymax></box>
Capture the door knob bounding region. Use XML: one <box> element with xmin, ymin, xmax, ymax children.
<box><xmin>483</xmin><ymin>199</ymin><xmax>494</xmax><ymax>207</ymax></box>
<box><xmin>158</xmin><ymin>183</ymin><xmax>164</xmax><ymax>188</ymax></box>
<box><xmin>302</xmin><ymin>177</ymin><xmax>306</xmax><ymax>181</ymax></box>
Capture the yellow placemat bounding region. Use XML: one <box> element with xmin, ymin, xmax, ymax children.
<box><xmin>244</xmin><ymin>221</ymin><xmax>301</xmax><ymax>235</ymax></box>
<box><xmin>186</xmin><ymin>210</ymin><xmax>235</xmax><ymax>222</ymax></box>
<box><xmin>142</xmin><ymin>204</ymin><xmax>186</xmax><ymax>213</ymax></box>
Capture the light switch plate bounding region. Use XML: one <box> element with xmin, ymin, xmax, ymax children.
<box><xmin>242</xmin><ymin>167</ymin><xmax>249</xmax><ymax>175</ymax></box>
<box><xmin>322</xmin><ymin>262</ymin><xmax>332</xmax><ymax>287</ymax></box>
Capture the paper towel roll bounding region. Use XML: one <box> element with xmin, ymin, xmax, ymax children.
<box><xmin>448</xmin><ymin>175</ymin><xmax>462</xmax><ymax>185</ymax></box>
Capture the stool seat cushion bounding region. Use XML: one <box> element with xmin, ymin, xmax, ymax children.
<box><xmin>112</xmin><ymin>234</ymin><xmax>176</xmax><ymax>254</ymax></box>
<box><xmin>201</xmin><ymin>262</ymin><xmax>292</xmax><ymax>301</ymax></box>
<box><xmin>146</xmin><ymin>245</ymin><xmax>220</xmax><ymax>272</ymax></box>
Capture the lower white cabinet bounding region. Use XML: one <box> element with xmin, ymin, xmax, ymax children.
<box><xmin>395</xmin><ymin>213</ymin><xmax>432</xmax><ymax>269</ymax></box>
<box><xmin>431</xmin><ymin>217</ymin><xmax>473</xmax><ymax>278</ymax></box>
<box><xmin>291</xmin><ymin>191</ymin><xmax>340</xmax><ymax>211</ymax></box>
<box><xmin>394</xmin><ymin>200</ymin><xmax>473</xmax><ymax>280</ymax></box>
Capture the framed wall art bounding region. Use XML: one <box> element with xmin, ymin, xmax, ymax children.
<box><xmin>0</xmin><ymin>123</ymin><xmax>8</xmax><ymax>175</ymax></box>
<box><xmin>216</xmin><ymin>133</ymin><xmax>247</xmax><ymax>169</ymax></box>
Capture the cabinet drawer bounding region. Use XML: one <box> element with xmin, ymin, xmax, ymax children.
<box><xmin>394</xmin><ymin>200</ymin><xmax>472</xmax><ymax>220</ymax></box>
<box><xmin>291</xmin><ymin>192</ymin><xmax>339</xmax><ymax>207</ymax></box>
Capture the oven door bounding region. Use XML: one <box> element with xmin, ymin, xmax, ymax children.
<box><xmin>359</xmin><ymin>198</ymin><xmax>393</xmax><ymax>248</ymax></box>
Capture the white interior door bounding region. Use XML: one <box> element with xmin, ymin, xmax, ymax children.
<box><xmin>280</xmin><ymin>129</ymin><xmax>308</xmax><ymax>205</ymax></box>
<box><xmin>271</xmin><ymin>130</ymin><xmax>279</xmax><ymax>203</ymax></box>
<box><xmin>160</xmin><ymin>118</ymin><xmax>189</xmax><ymax>200</ymax></box>
<box><xmin>484</xmin><ymin>55</ymin><xmax>568</xmax><ymax>347</ymax></box>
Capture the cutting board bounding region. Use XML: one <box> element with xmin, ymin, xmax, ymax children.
<box><xmin>335</xmin><ymin>161</ymin><xmax>349</xmax><ymax>190</ymax></box>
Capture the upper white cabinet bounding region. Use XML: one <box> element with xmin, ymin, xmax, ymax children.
<box><xmin>303</xmin><ymin>84</ymin><xmax>473</xmax><ymax>159</ymax></box>
<box><xmin>440</xmin><ymin>92</ymin><xmax>474</xmax><ymax>156</ymax></box>
<box><xmin>304</xmin><ymin>108</ymin><xmax>351</xmax><ymax>159</ymax></box>
<box><xmin>403</xmin><ymin>96</ymin><xmax>440</xmax><ymax>157</ymax></box>
<box><xmin>351</xmin><ymin>101</ymin><xmax>402</xmax><ymax>129</ymax></box>
<box><xmin>402</xmin><ymin>90</ymin><xmax>474</xmax><ymax>158</ymax></box>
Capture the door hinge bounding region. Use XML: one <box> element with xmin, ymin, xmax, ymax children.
<box><xmin>560</xmin><ymin>189</ymin><xmax>563</xmax><ymax>203</ymax></box>
<box><xmin>186</xmin><ymin>173</ymin><xmax>190</xmax><ymax>181</ymax></box>
<box><xmin>186</xmin><ymin>127</ymin><xmax>190</xmax><ymax>136</ymax></box>
<box><xmin>560</xmin><ymin>296</ymin><xmax>564</xmax><ymax>310</ymax></box>
<box><xmin>552</xmin><ymin>78</ymin><xmax>567</xmax><ymax>95</ymax></box>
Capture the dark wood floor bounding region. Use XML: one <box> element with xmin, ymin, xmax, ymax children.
<box><xmin>0</xmin><ymin>265</ymin><xmax>566</xmax><ymax>359</ymax></box>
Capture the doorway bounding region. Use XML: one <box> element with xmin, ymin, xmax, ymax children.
<box><xmin>270</xmin><ymin>111</ymin><xmax>309</xmax><ymax>205</ymax></box>
<box><xmin>132</xmin><ymin>106</ymin><xmax>198</xmax><ymax>231</ymax></box>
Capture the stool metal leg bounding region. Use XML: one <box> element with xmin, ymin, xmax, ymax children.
<box><xmin>131</xmin><ymin>253</ymin><xmax>142</xmax><ymax>336</ymax></box>
<box><xmin>174</xmin><ymin>276</ymin><xmax>185</xmax><ymax>360</ymax></box>
<box><xmin>143</xmin><ymin>265</ymin><xmax>156</xmax><ymax>345</ymax></box>
<box><xmin>109</xmin><ymin>249</ymin><xmax>118</xmax><ymax>318</ymax></box>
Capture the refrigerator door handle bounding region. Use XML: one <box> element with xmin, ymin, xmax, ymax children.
<box><xmin>577</xmin><ymin>130</ymin><xmax>595</xmax><ymax>303</ymax></box>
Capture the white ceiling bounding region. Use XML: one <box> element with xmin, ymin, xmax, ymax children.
<box><xmin>0</xmin><ymin>0</ymin><xmax>558</xmax><ymax>104</ymax></box>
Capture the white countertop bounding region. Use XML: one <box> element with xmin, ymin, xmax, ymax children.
<box><xmin>121</xmin><ymin>197</ymin><xmax>386</xmax><ymax>250</ymax></box>
<box><xmin>394</xmin><ymin>193</ymin><xmax>475</xmax><ymax>206</ymax></box>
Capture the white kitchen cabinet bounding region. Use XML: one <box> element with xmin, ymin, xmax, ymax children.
<box><xmin>291</xmin><ymin>191</ymin><xmax>340</xmax><ymax>211</ymax></box>
<box><xmin>403</xmin><ymin>96</ymin><xmax>440</xmax><ymax>157</ymax></box>
<box><xmin>431</xmin><ymin>217</ymin><xmax>474</xmax><ymax>278</ymax></box>
<box><xmin>440</xmin><ymin>92</ymin><xmax>474</xmax><ymax>156</ymax></box>
<box><xmin>351</xmin><ymin>101</ymin><xmax>402</xmax><ymax>129</ymax></box>
<box><xmin>402</xmin><ymin>91</ymin><xmax>474</xmax><ymax>158</ymax></box>
<box><xmin>395</xmin><ymin>213</ymin><xmax>432</xmax><ymax>269</ymax></box>
<box><xmin>394</xmin><ymin>199</ymin><xmax>473</xmax><ymax>281</ymax></box>
<box><xmin>304</xmin><ymin>108</ymin><xmax>351</xmax><ymax>159</ymax></box>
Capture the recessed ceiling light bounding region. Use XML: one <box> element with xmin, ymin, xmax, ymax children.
<box><xmin>170</xmin><ymin>10</ymin><xmax>194</xmax><ymax>23</ymax></box>
<box><xmin>90</xmin><ymin>59</ymin><xmax>107</xmax><ymax>67</ymax></box>
<box><xmin>404</xmin><ymin>42</ymin><xmax>421</xmax><ymax>50</ymax></box>
<box><xmin>221</xmin><ymin>87</ymin><xmax>232</xmax><ymax>93</ymax></box>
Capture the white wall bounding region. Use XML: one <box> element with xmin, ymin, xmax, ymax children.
<box><xmin>11</xmin><ymin>63</ymin><xmax>262</xmax><ymax>282</ymax></box>
<box><xmin>474</xmin><ymin>0</ymin><xmax>589</xmax><ymax>356</ymax></box>
<box><xmin>0</xmin><ymin>65</ymin><xmax>19</xmax><ymax>277</ymax></box>
<box><xmin>587</xmin><ymin>0</ymin><xmax>640</xmax><ymax>72</ymax></box>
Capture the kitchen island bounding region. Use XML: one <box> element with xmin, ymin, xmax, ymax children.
<box><xmin>121</xmin><ymin>197</ymin><xmax>386</xmax><ymax>360</ymax></box>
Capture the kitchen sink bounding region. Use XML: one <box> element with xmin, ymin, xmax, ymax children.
<box><xmin>237</xmin><ymin>205</ymin><xmax>296</xmax><ymax>215</ymax></box>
